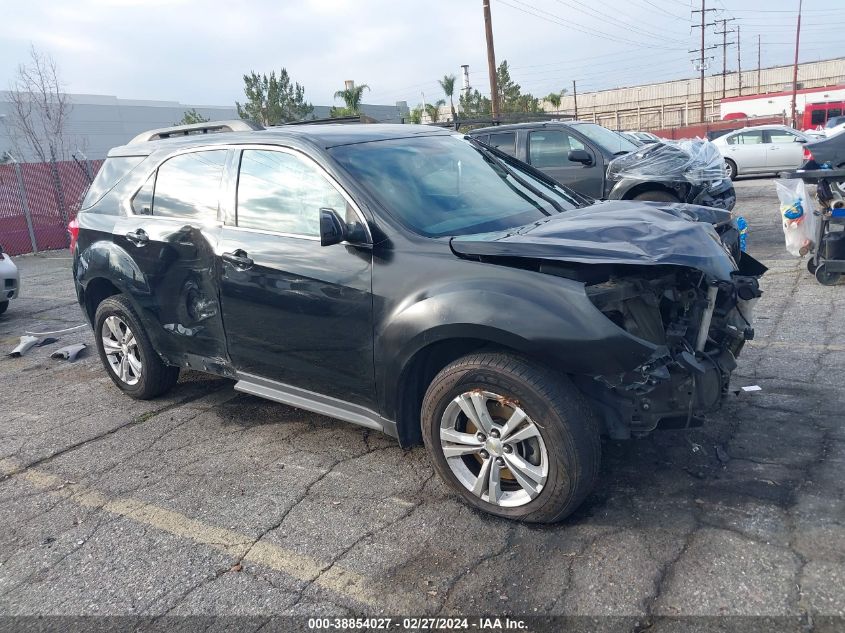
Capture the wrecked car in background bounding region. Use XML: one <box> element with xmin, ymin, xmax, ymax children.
<box><xmin>71</xmin><ymin>122</ymin><xmax>764</xmax><ymax>523</ymax></box>
<box><xmin>469</xmin><ymin>121</ymin><xmax>736</xmax><ymax>209</ymax></box>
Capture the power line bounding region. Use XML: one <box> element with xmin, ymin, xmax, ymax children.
<box><xmin>549</xmin><ymin>0</ymin><xmax>685</xmax><ymax>41</ymax></box>
<box><xmin>493</xmin><ymin>0</ymin><xmax>688</xmax><ymax>50</ymax></box>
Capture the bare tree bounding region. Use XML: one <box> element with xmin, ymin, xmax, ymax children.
<box><xmin>4</xmin><ymin>46</ymin><xmax>72</xmax><ymax>163</ymax></box>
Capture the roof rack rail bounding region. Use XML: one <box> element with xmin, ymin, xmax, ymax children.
<box><xmin>128</xmin><ymin>120</ymin><xmax>265</xmax><ymax>145</ymax></box>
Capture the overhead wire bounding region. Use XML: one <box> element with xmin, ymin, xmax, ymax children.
<box><xmin>494</xmin><ymin>0</ymin><xmax>689</xmax><ymax>50</ymax></box>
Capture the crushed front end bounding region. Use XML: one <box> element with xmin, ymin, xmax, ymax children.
<box><xmin>576</xmin><ymin>256</ymin><xmax>765</xmax><ymax>439</ymax></box>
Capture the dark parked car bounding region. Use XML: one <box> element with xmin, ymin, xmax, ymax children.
<box><xmin>71</xmin><ymin>122</ymin><xmax>764</xmax><ymax>522</ymax></box>
<box><xmin>469</xmin><ymin>121</ymin><xmax>736</xmax><ymax>209</ymax></box>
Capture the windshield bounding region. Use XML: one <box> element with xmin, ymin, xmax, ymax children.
<box><xmin>571</xmin><ymin>123</ymin><xmax>640</xmax><ymax>155</ymax></box>
<box><xmin>826</xmin><ymin>116</ymin><xmax>845</xmax><ymax>128</ymax></box>
<box><xmin>329</xmin><ymin>135</ymin><xmax>580</xmax><ymax>237</ymax></box>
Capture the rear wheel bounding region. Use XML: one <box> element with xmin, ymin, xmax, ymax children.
<box><xmin>94</xmin><ymin>295</ymin><xmax>179</xmax><ymax>399</ymax></box>
<box><xmin>724</xmin><ymin>159</ymin><xmax>737</xmax><ymax>181</ymax></box>
<box><xmin>632</xmin><ymin>190</ymin><xmax>680</xmax><ymax>203</ymax></box>
<box><xmin>421</xmin><ymin>353</ymin><xmax>600</xmax><ymax>523</ymax></box>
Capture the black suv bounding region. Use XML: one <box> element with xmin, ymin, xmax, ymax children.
<box><xmin>469</xmin><ymin>121</ymin><xmax>736</xmax><ymax>209</ymax></box>
<box><xmin>72</xmin><ymin>121</ymin><xmax>765</xmax><ymax>522</ymax></box>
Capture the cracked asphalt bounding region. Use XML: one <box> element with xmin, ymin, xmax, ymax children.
<box><xmin>0</xmin><ymin>177</ymin><xmax>843</xmax><ymax>630</ymax></box>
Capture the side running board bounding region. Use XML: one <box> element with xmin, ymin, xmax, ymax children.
<box><xmin>234</xmin><ymin>373</ymin><xmax>396</xmax><ymax>436</ymax></box>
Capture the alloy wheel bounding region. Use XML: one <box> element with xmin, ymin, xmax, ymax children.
<box><xmin>439</xmin><ymin>390</ymin><xmax>549</xmax><ymax>508</ymax></box>
<box><xmin>101</xmin><ymin>315</ymin><xmax>142</xmax><ymax>385</ymax></box>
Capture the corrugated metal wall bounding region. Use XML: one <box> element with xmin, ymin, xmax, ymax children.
<box><xmin>551</xmin><ymin>58</ymin><xmax>845</xmax><ymax>130</ymax></box>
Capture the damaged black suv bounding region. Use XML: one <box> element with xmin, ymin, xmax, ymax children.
<box><xmin>72</xmin><ymin>122</ymin><xmax>765</xmax><ymax>523</ymax></box>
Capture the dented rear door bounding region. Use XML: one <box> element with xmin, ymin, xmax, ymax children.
<box><xmin>113</xmin><ymin>148</ymin><xmax>230</xmax><ymax>367</ymax></box>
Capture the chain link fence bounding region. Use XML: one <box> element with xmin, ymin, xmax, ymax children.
<box><xmin>0</xmin><ymin>158</ymin><xmax>103</xmax><ymax>255</ymax></box>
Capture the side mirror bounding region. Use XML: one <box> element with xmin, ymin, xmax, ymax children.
<box><xmin>319</xmin><ymin>208</ymin><xmax>348</xmax><ymax>247</ymax></box>
<box><xmin>568</xmin><ymin>149</ymin><xmax>593</xmax><ymax>166</ymax></box>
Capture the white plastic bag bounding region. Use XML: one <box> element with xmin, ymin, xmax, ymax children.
<box><xmin>775</xmin><ymin>179</ymin><xmax>819</xmax><ymax>257</ymax></box>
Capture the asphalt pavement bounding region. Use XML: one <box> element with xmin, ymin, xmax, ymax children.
<box><xmin>0</xmin><ymin>177</ymin><xmax>843</xmax><ymax>631</ymax></box>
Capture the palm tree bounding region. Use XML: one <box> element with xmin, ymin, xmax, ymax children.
<box><xmin>439</xmin><ymin>74</ymin><xmax>457</xmax><ymax>122</ymax></box>
<box><xmin>424</xmin><ymin>99</ymin><xmax>446</xmax><ymax>123</ymax></box>
<box><xmin>545</xmin><ymin>88</ymin><xmax>569</xmax><ymax>113</ymax></box>
<box><xmin>333</xmin><ymin>83</ymin><xmax>370</xmax><ymax>114</ymax></box>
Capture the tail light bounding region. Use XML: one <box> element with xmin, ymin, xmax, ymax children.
<box><xmin>803</xmin><ymin>147</ymin><xmax>814</xmax><ymax>161</ymax></box>
<box><xmin>68</xmin><ymin>217</ymin><xmax>79</xmax><ymax>253</ymax></box>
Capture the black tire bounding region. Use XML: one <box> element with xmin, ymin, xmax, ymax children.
<box><xmin>421</xmin><ymin>352</ymin><xmax>601</xmax><ymax>523</ymax></box>
<box><xmin>724</xmin><ymin>159</ymin><xmax>738</xmax><ymax>181</ymax></box>
<box><xmin>632</xmin><ymin>190</ymin><xmax>680</xmax><ymax>203</ymax></box>
<box><xmin>0</xmin><ymin>300</ymin><xmax>7</xmax><ymax>315</ymax></box>
<box><xmin>93</xmin><ymin>295</ymin><xmax>180</xmax><ymax>399</ymax></box>
<box><xmin>807</xmin><ymin>258</ymin><xmax>818</xmax><ymax>275</ymax></box>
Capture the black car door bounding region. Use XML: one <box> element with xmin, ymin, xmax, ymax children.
<box><xmin>217</xmin><ymin>147</ymin><xmax>375</xmax><ymax>407</ymax></box>
<box><xmin>113</xmin><ymin>148</ymin><xmax>229</xmax><ymax>364</ymax></box>
<box><xmin>526</xmin><ymin>129</ymin><xmax>604</xmax><ymax>198</ymax></box>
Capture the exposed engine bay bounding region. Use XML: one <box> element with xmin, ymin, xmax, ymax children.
<box><xmin>449</xmin><ymin>199</ymin><xmax>767</xmax><ymax>440</ymax></box>
<box><xmin>577</xmin><ymin>262</ymin><xmax>763</xmax><ymax>439</ymax></box>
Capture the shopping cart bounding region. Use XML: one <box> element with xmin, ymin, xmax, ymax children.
<box><xmin>780</xmin><ymin>167</ymin><xmax>845</xmax><ymax>286</ymax></box>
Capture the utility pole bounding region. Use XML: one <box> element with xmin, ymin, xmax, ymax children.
<box><xmin>482</xmin><ymin>0</ymin><xmax>500</xmax><ymax>122</ymax></box>
<box><xmin>790</xmin><ymin>0</ymin><xmax>803</xmax><ymax>127</ymax></box>
<box><xmin>757</xmin><ymin>35</ymin><xmax>762</xmax><ymax>93</ymax></box>
<box><xmin>572</xmin><ymin>80</ymin><xmax>578</xmax><ymax>119</ymax></box>
<box><xmin>691</xmin><ymin>0</ymin><xmax>718</xmax><ymax>123</ymax></box>
<box><xmin>714</xmin><ymin>18</ymin><xmax>736</xmax><ymax>99</ymax></box>
<box><xmin>736</xmin><ymin>25</ymin><xmax>742</xmax><ymax>96</ymax></box>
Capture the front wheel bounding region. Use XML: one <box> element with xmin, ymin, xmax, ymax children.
<box><xmin>724</xmin><ymin>159</ymin><xmax>737</xmax><ymax>181</ymax></box>
<box><xmin>421</xmin><ymin>353</ymin><xmax>601</xmax><ymax>523</ymax></box>
<box><xmin>94</xmin><ymin>295</ymin><xmax>180</xmax><ymax>399</ymax></box>
<box><xmin>0</xmin><ymin>300</ymin><xmax>7</xmax><ymax>315</ymax></box>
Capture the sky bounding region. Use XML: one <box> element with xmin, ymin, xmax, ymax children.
<box><xmin>0</xmin><ymin>0</ymin><xmax>842</xmax><ymax>109</ymax></box>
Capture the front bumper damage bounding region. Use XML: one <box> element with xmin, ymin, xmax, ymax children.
<box><xmin>576</xmin><ymin>255</ymin><xmax>765</xmax><ymax>439</ymax></box>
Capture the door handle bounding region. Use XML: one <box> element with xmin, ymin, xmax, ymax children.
<box><xmin>222</xmin><ymin>249</ymin><xmax>254</xmax><ymax>270</ymax></box>
<box><xmin>125</xmin><ymin>229</ymin><xmax>149</xmax><ymax>246</ymax></box>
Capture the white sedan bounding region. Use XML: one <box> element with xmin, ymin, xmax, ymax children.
<box><xmin>0</xmin><ymin>245</ymin><xmax>19</xmax><ymax>315</ymax></box>
<box><xmin>712</xmin><ymin>125</ymin><xmax>811</xmax><ymax>179</ymax></box>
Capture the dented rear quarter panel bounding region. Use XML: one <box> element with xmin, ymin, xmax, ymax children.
<box><xmin>75</xmin><ymin>208</ymin><xmax>229</xmax><ymax>368</ymax></box>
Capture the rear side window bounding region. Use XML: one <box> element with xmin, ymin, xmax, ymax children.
<box><xmin>81</xmin><ymin>156</ymin><xmax>146</xmax><ymax>210</ymax></box>
<box><xmin>487</xmin><ymin>132</ymin><xmax>516</xmax><ymax>157</ymax></box>
<box><xmin>810</xmin><ymin>109</ymin><xmax>826</xmax><ymax>126</ymax></box>
<box><xmin>726</xmin><ymin>131</ymin><xmax>763</xmax><ymax>145</ymax></box>
<box><xmin>132</xmin><ymin>173</ymin><xmax>155</xmax><ymax>215</ymax></box>
<box><xmin>152</xmin><ymin>150</ymin><xmax>227</xmax><ymax>220</ymax></box>
<box><xmin>236</xmin><ymin>149</ymin><xmax>348</xmax><ymax>237</ymax></box>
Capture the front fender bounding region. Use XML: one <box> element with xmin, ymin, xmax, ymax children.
<box><xmin>376</xmin><ymin>275</ymin><xmax>660</xmax><ymax>418</ymax></box>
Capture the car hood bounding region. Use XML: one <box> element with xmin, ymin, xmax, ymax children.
<box><xmin>450</xmin><ymin>200</ymin><xmax>737</xmax><ymax>281</ymax></box>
